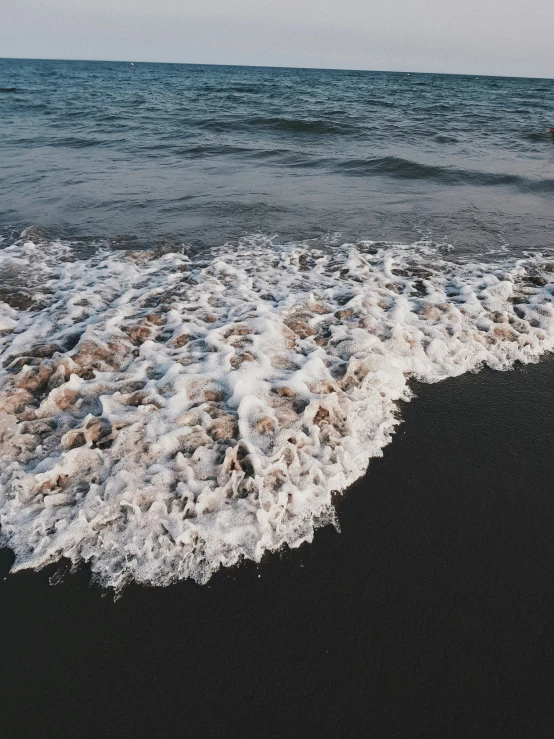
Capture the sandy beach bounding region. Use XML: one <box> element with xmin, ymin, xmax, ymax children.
<box><xmin>2</xmin><ymin>355</ymin><xmax>554</xmax><ymax>738</ymax></box>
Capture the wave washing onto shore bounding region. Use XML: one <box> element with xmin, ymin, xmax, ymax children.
<box><xmin>1</xmin><ymin>233</ymin><xmax>554</xmax><ymax>589</ymax></box>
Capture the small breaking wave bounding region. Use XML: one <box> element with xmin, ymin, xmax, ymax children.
<box><xmin>200</xmin><ymin>116</ymin><xmax>356</xmax><ymax>136</ymax></box>
<box><xmin>1</xmin><ymin>233</ymin><xmax>554</xmax><ymax>589</ymax></box>
<box><xmin>338</xmin><ymin>156</ymin><xmax>554</xmax><ymax>192</ymax></box>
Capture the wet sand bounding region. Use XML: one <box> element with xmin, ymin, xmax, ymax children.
<box><xmin>2</xmin><ymin>356</ymin><xmax>554</xmax><ymax>738</ymax></box>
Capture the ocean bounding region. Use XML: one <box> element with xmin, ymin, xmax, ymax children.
<box><xmin>1</xmin><ymin>59</ymin><xmax>553</xmax><ymax>252</ymax></box>
<box><xmin>1</xmin><ymin>58</ymin><xmax>554</xmax><ymax>736</ymax></box>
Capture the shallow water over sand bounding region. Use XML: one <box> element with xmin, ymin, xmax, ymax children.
<box><xmin>2</xmin><ymin>233</ymin><xmax>554</xmax><ymax>586</ymax></box>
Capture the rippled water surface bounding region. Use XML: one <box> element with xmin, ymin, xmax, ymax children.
<box><xmin>1</xmin><ymin>59</ymin><xmax>553</xmax><ymax>252</ymax></box>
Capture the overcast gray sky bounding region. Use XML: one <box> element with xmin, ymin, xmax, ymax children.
<box><xmin>1</xmin><ymin>0</ymin><xmax>553</xmax><ymax>77</ymax></box>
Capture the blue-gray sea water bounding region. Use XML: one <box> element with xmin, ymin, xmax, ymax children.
<box><xmin>1</xmin><ymin>58</ymin><xmax>553</xmax><ymax>252</ymax></box>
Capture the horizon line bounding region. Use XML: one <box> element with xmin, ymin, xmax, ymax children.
<box><xmin>1</xmin><ymin>56</ymin><xmax>553</xmax><ymax>82</ymax></box>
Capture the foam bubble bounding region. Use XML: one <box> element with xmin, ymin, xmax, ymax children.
<box><xmin>1</xmin><ymin>234</ymin><xmax>553</xmax><ymax>588</ymax></box>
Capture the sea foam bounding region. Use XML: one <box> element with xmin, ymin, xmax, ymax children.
<box><xmin>1</xmin><ymin>234</ymin><xmax>553</xmax><ymax>588</ymax></box>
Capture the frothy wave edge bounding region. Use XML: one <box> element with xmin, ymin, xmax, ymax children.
<box><xmin>1</xmin><ymin>234</ymin><xmax>553</xmax><ymax>589</ymax></box>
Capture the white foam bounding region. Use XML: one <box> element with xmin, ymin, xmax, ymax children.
<box><xmin>1</xmin><ymin>234</ymin><xmax>553</xmax><ymax>588</ymax></box>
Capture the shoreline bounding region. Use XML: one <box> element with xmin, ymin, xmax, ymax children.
<box><xmin>2</xmin><ymin>354</ymin><xmax>554</xmax><ymax>737</ymax></box>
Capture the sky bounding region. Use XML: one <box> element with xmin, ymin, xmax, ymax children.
<box><xmin>1</xmin><ymin>0</ymin><xmax>553</xmax><ymax>78</ymax></box>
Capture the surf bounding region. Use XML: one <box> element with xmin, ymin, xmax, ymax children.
<box><xmin>1</xmin><ymin>232</ymin><xmax>554</xmax><ymax>589</ymax></box>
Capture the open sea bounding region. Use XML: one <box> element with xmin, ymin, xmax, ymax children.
<box><xmin>1</xmin><ymin>58</ymin><xmax>554</xmax><ymax>737</ymax></box>
<box><xmin>1</xmin><ymin>59</ymin><xmax>554</xmax><ymax>251</ymax></box>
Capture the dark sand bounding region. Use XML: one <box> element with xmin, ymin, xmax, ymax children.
<box><xmin>2</xmin><ymin>357</ymin><xmax>554</xmax><ymax>738</ymax></box>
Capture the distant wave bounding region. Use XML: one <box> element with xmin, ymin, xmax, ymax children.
<box><xmin>253</xmin><ymin>117</ymin><xmax>353</xmax><ymax>134</ymax></box>
<box><xmin>200</xmin><ymin>116</ymin><xmax>357</xmax><ymax>135</ymax></box>
<box><xmin>174</xmin><ymin>144</ymin><xmax>254</xmax><ymax>159</ymax></box>
<box><xmin>337</xmin><ymin>156</ymin><xmax>554</xmax><ymax>192</ymax></box>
